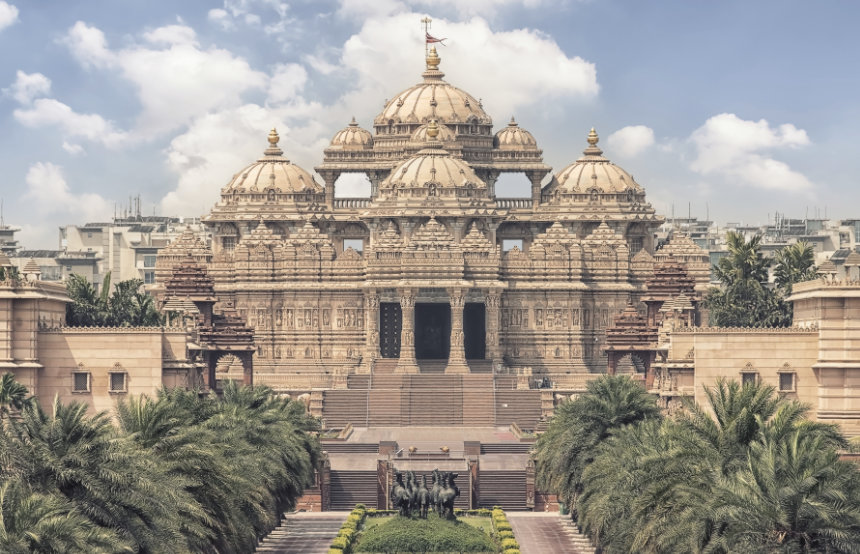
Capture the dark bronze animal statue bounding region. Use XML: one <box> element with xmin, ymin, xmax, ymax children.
<box><xmin>391</xmin><ymin>471</ymin><xmax>412</xmax><ymax>517</ymax></box>
<box><xmin>416</xmin><ymin>474</ymin><xmax>431</xmax><ymax>518</ymax></box>
<box><xmin>437</xmin><ymin>472</ymin><xmax>460</xmax><ymax>520</ymax></box>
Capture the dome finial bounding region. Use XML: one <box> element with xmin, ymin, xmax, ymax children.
<box><xmin>583</xmin><ymin>127</ymin><xmax>603</xmax><ymax>157</ymax></box>
<box><xmin>427</xmin><ymin>119</ymin><xmax>439</xmax><ymax>139</ymax></box>
<box><xmin>349</xmin><ymin>116</ymin><xmax>357</xmax><ymax>126</ymax></box>
<box><xmin>426</xmin><ymin>46</ymin><xmax>441</xmax><ymax>71</ymax></box>
<box><xmin>509</xmin><ymin>116</ymin><xmax>518</xmax><ymax>127</ymax></box>
<box><xmin>264</xmin><ymin>127</ymin><xmax>285</xmax><ymax>157</ymax></box>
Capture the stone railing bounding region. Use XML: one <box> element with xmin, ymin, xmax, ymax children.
<box><xmin>39</xmin><ymin>326</ymin><xmax>166</xmax><ymax>334</ymax></box>
<box><xmin>495</xmin><ymin>197</ymin><xmax>532</xmax><ymax>209</ymax></box>
<box><xmin>332</xmin><ymin>198</ymin><xmax>371</xmax><ymax>209</ymax></box>
<box><xmin>792</xmin><ymin>277</ymin><xmax>860</xmax><ymax>292</ymax></box>
<box><xmin>549</xmin><ymin>373</ymin><xmax>602</xmax><ymax>390</ymax></box>
<box><xmin>674</xmin><ymin>325</ymin><xmax>818</xmax><ymax>334</ymax></box>
<box><xmin>253</xmin><ymin>373</ymin><xmax>334</xmax><ymax>390</ymax></box>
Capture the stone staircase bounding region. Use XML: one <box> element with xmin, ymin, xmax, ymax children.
<box><xmin>347</xmin><ymin>374</ymin><xmax>370</xmax><ymax>388</ymax></box>
<box><xmin>255</xmin><ymin>513</ymin><xmax>346</xmax><ymax>554</ymax></box>
<box><xmin>494</xmin><ymin>390</ymin><xmax>542</xmax><ymax>429</ymax></box>
<box><xmin>320</xmin><ymin>442</ymin><xmax>379</xmax><ymax>454</ymax></box>
<box><xmin>329</xmin><ymin>470</ymin><xmax>378</xmax><ymax>510</ymax></box>
<box><xmin>321</xmin><ymin>390</ymin><xmax>368</xmax><ymax>428</ymax></box>
<box><xmin>559</xmin><ymin>515</ymin><xmax>597</xmax><ymax>553</ymax></box>
<box><xmin>478</xmin><ymin>470</ymin><xmax>528</xmax><ymax>510</ymax></box>
<box><xmin>480</xmin><ymin>443</ymin><xmax>533</xmax><ymax>454</ymax></box>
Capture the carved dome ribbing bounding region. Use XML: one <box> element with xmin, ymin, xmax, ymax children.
<box><xmin>411</xmin><ymin>122</ymin><xmax>456</xmax><ymax>144</ymax></box>
<box><xmin>222</xmin><ymin>129</ymin><xmax>323</xmax><ymax>195</ymax></box>
<box><xmin>373</xmin><ymin>48</ymin><xmax>491</xmax><ymax>130</ymax></box>
<box><xmin>380</xmin><ymin>142</ymin><xmax>485</xmax><ymax>192</ymax></box>
<box><xmin>494</xmin><ymin>118</ymin><xmax>538</xmax><ymax>150</ymax></box>
<box><xmin>550</xmin><ymin>129</ymin><xmax>644</xmax><ymax>194</ymax></box>
<box><xmin>329</xmin><ymin>118</ymin><xmax>373</xmax><ymax>149</ymax></box>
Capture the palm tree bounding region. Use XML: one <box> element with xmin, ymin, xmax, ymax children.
<box><xmin>774</xmin><ymin>241</ymin><xmax>817</xmax><ymax>292</ymax></box>
<box><xmin>534</xmin><ymin>375</ymin><xmax>660</xmax><ymax>510</ymax></box>
<box><xmin>66</xmin><ymin>273</ymin><xmax>162</xmax><ymax>327</ymax></box>
<box><xmin>706</xmin><ymin>231</ymin><xmax>791</xmax><ymax>327</ymax></box>
<box><xmin>581</xmin><ymin>379</ymin><xmax>854</xmax><ymax>553</ymax></box>
<box><xmin>711</xmin><ymin>429</ymin><xmax>860</xmax><ymax>553</ymax></box>
<box><xmin>0</xmin><ymin>480</ymin><xmax>124</xmax><ymax>553</ymax></box>
<box><xmin>0</xmin><ymin>372</ymin><xmax>30</xmax><ymax>418</ymax></box>
<box><xmin>13</xmin><ymin>397</ymin><xmax>188</xmax><ymax>551</ymax></box>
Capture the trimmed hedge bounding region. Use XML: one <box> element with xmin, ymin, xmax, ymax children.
<box><xmin>354</xmin><ymin>516</ymin><xmax>496</xmax><ymax>553</ymax></box>
<box><xmin>329</xmin><ymin>505</ymin><xmax>369</xmax><ymax>553</ymax></box>
<box><xmin>491</xmin><ymin>508</ymin><xmax>521</xmax><ymax>553</ymax></box>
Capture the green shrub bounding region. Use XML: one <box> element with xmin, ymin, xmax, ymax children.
<box><xmin>331</xmin><ymin>535</ymin><xmax>349</xmax><ymax>550</ymax></box>
<box><xmin>505</xmin><ymin>550</ymin><xmax>521</xmax><ymax>554</ymax></box>
<box><xmin>354</xmin><ymin>516</ymin><xmax>496</xmax><ymax>552</ymax></box>
<box><xmin>328</xmin><ymin>549</ymin><xmax>344</xmax><ymax>554</ymax></box>
<box><xmin>341</xmin><ymin>519</ymin><xmax>357</xmax><ymax>530</ymax></box>
<box><xmin>496</xmin><ymin>522</ymin><xmax>512</xmax><ymax>532</ymax></box>
<box><xmin>338</xmin><ymin>527</ymin><xmax>355</xmax><ymax>539</ymax></box>
<box><xmin>502</xmin><ymin>537</ymin><xmax>520</xmax><ymax>551</ymax></box>
<box><xmin>498</xmin><ymin>530</ymin><xmax>515</xmax><ymax>540</ymax></box>
<box><xmin>355</xmin><ymin>503</ymin><xmax>366</xmax><ymax>509</ymax></box>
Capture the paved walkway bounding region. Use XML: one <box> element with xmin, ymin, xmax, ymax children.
<box><xmin>507</xmin><ymin>512</ymin><xmax>595</xmax><ymax>554</ymax></box>
<box><xmin>256</xmin><ymin>512</ymin><xmax>347</xmax><ymax>554</ymax></box>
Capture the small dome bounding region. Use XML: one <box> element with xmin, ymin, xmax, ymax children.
<box><xmin>494</xmin><ymin>117</ymin><xmax>538</xmax><ymax>149</ymax></box>
<box><xmin>551</xmin><ymin>129</ymin><xmax>644</xmax><ymax>194</ymax></box>
<box><xmin>410</xmin><ymin>121</ymin><xmax>456</xmax><ymax>143</ymax></box>
<box><xmin>379</xmin><ymin>123</ymin><xmax>485</xmax><ymax>197</ymax></box>
<box><xmin>329</xmin><ymin>118</ymin><xmax>373</xmax><ymax>149</ymax></box>
<box><xmin>223</xmin><ymin>129</ymin><xmax>323</xmax><ymax>195</ymax></box>
<box><xmin>374</xmin><ymin>47</ymin><xmax>491</xmax><ymax>129</ymax></box>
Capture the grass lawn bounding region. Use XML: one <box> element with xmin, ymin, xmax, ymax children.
<box><xmin>363</xmin><ymin>515</ymin><xmax>492</xmax><ymax>534</ymax></box>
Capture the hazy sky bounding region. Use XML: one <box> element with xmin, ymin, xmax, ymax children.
<box><xmin>1</xmin><ymin>0</ymin><xmax>858</xmax><ymax>248</ymax></box>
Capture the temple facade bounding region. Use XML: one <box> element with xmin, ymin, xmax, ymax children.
<box><xmin>186</xmin><ymin>47</ymin><xmax>685</xmax><ymax>378</ymax></box>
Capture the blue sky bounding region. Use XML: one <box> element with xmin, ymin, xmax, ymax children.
<box><xmin>1</xmin><ymin>0</ymin><xmax>859</xmax><ymax>248</ymax></box>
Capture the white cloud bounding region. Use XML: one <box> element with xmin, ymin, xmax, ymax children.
<box><xmin>606</xmin><ymin>125</ymin><xmax>655</xmax><ymax>157</ymax></box>
<box><xmin>59</xmin><ymin>21</ymin><xmax>268</xmax><ymax>137</ymax></box>
<box><xmin>0</xmin><ymin>1</ymin><xmax>18</xmax><ymax>32</ymax></box>
<box><xmin>690</xmin><ymin>113</ymin><xmax>812</xmax><ymax>191</ymax></box>
<box><xmin>267</xmin><ymin>63</ymin><xmax>308</xmax><ymax>104</ymax></box>
<box><xmin>24</xmin><ymin>162</ymin><xmax>111</xmax><ymax>222</ymax></box>
<box><xmin>208</xmin><ymin>9</ymin><xmax>234</xmax><ymax>30</ymax></box>
<box><xmin>338</xmin><ymin>13</ymin><xmax>598</xmax><ymax>122</ymax></box>
<box><xmin>62</xmin><ymin>21</ymin><xmax>114</xmax><ymax>69</ymax></box>
<box><xmin>62</xmin><ymin>141</ymin><xmax>84</xmax><ymax>155</ymax></box>
<box><xmin>3</xmin><ymin>70</ymin><xmax>51</xmax><ymax>104</ymax></box>
<box><xmin>142</xmin><ymin>24</ymin><xmax>198</xmax><ymax>46</ymax></box>
<box><xmin>14</xmin><ymin>98</ymin><xmax>128</xmax><ymax>146</ymax></box>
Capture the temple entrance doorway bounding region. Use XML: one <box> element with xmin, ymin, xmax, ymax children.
<box><xmin>379</xmin><ymin>303</ymin><xmax>401</xmax><ymax>358</ymax></box>
<box><xmin>464</xmin><ymin>303</ymin><xmax>486</xmax><ymax>359</ymax></box>
<box><xmin>415</xmin><ymin>303</ymin><xmax>451</xmax><ymax>359</ymax></box>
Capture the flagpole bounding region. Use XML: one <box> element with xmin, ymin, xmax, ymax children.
<box><xmin>421</xmin><ymin>16</ymin><xmax>431</xmax><ymax>58</ymax></box>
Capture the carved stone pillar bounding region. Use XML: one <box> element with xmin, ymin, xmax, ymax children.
<box><xmin>528</xmin><ymin>171</ymin><xmax>543</xmax><ymax>209</ymax></box>
<box><xmin>361</xmin><ymin>289</ymin><xmax>380</xmax><ymax>373</ymax></box>
<box><xmin>446</xmin><ymin>288</ymin><xmax>469</xmax><ymax>374</ymax></box>
<box><xmin>396</xmin><ymin>288</ymin><xmax>419</xmax><ymax>373</ymax></box>
<box><xmin>485</xmin><ymin>290</ymin><xmax>502</xmax><ymax>363</ymax></box>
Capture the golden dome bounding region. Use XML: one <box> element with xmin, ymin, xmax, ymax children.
<box><xmin>329</xmin><ymin>117</ymin><xmax>373</xmax><ymax>149</ymax></box>
<box><xmin>374</xmin><ymin>48</ymin><xmax>491</xmax><ymax>128</ymax></box>
<box><xmin>494</xmin><ymin>117</ymin><xmax>538</xmax><ymax>149</ymax></box>
<box><xmin>223</xmin><ymin>130</ymin><xmax>323</xmax><ymax>195</ymax></box>
<box><xmin>550</xmin><ymin>129</ymin><xmax>644</xmax><ymax>194</ymax></box>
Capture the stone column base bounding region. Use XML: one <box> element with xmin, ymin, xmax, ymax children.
<box><xmin>444</xmin><ymin>360</ymin><xmax>470</xmax><ymax>374</ymax></box>
<box><xmin>395</xmin><ymin>360</ymin><xmax>419</xmax><ymax>374</ymax></box>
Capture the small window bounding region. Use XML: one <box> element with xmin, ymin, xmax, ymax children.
<box><xmin>144</xmin><ymin>271</ymin><xmax>156</xmax><ymax>284</ymax></box>
<box><xmin>143</xmin><ymin>255</ymin><xmax>157</xmax><ymax>268</ymax></box>
<box><xmin>630</xmin><ymin>237</ymin><xmax>643</xmax><ymax>253</ymax></box>
<box><xmin>87</xmin><ymin>232</ymin><xmax>92</xmax><ymax>238</ymax></box>
<box><xmin>109</xmin><ymin>372</ymin><xmax>127</xmax><ymax>393</ymax></box>
<box><xmin>222</xmin><ymin>236</ymin><xmax>236</xmax><ymax>252</ymax></box>
<box><xmin>779</xmin><ymin>372</ymin><xmax>796</xmax><ymax>392</ymax></box>
<box><xmin>343</xmin><ymin>238</ymin><xmax>364</xmax><ymax>253</ymax></box>
<box><xmin>503</xmin><ymin>239</ymin><xmax>523</xmax><ymax>252</ymax></box>
<box><xmin>741</xmin><ymin>372</ymin><xmax>758</xmax><ymax>386</ymax></box>
<box><xmin>72</xmin><ymin>372</ymin><xmax>90</xmax><ymax>393</ymax></box>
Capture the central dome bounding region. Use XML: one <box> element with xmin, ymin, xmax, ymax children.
<box><xmin>373</xmin><ymin>47</ymin><xmax>491</xmax><ymax>129</ymax></box>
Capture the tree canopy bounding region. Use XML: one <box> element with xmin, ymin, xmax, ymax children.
<box><xmin>66</xmin><ymin>272</ymin><xmax>163</xmax><ymax>327</ymax></box>
<box><xmin>537</xmin><ymin>376</ymin><xmax>860</xmax><ymax>553</ymax></box>
<box><xmin>705</xmin><ymin>233</ymin><xmax>816</xmax><ymax>327</ymax></box>
<box><xmin>0</xmin><ymin>374</ymin><xmax>320</xmax><ymax>553</ymax></box>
